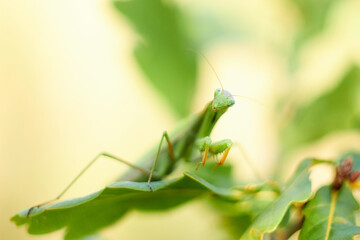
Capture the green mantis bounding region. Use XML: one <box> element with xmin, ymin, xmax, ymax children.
<box><xmin>26</xmin><ymin>66</ymin><xmax>238</xmax><ymax>217</ymax></box>
<box><xmin>142</xmin><ymin>87</ymin><xmax>235</xmax><ymax>190</ymax></box>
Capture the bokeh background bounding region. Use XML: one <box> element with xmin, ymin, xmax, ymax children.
<box><xmin>1</xmin><ymin>0</ymin><xmax>360</xmax><ymax>239</ymax></box>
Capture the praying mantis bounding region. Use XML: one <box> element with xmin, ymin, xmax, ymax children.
<box><xmin>26</xmin><ymin>57</ymin><xmax>256</xmax><ymax>217</ymax></box>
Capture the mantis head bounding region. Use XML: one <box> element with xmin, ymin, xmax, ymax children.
<box><xmin>212</xmin><ymin>88</ymin><xmax>235</xmax><ymax>111</ymax></box>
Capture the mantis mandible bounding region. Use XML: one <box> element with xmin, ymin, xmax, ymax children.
<box><xmin>26</xmin><ymin>56</ymin><xmax>256</xmax><ymax>217</ymax></box>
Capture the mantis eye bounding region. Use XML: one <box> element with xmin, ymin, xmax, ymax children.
<box><xmin>214</xmin><ymin>88</ymin><xmax>222</xmax><ymax>97</ymax></box>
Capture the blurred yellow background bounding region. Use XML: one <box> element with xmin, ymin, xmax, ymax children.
<box><xmin>1</xmin><ymin>0</ymin><xmax>360</xmax><ymax>239</ymax></box>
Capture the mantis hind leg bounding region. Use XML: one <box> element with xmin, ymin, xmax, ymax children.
<box><xmin>27</xmin><ymin>152</ymin><xmax>151</xmax><ymax>217</ymax></box>
<box><xmin>147</xmin><ymin>131</ymin><xmax>175</xmax><ymax>191</ymax></box>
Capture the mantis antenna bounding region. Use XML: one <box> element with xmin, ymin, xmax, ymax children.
<box><xmin>189</xmin><ymin>49</ymin><xmax>224</xmax><ymax>90</ymax></box>
<box><xmin>231</xmin><ymin>94</ymin><xmax>269</xmax><ymax>109</ymax></box>
<box><xmin>191</xmin><ymin>49</ymin><xmax>268</xmax><ymax>108</ymax></box>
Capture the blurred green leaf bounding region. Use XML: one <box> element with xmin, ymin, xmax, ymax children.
<box><xmin>289</xmin><ymin>0</ymin><xmax>339</xmax><ymax>71</ymax></box>
<box><xmin>184</xmin><ymin>9</ymin><xmax>247</xmax><ymax>49</ymax></box>
<box><xmin>299</xmin><ymin>184</ymin><xmax>360</xmax><ymax>240</ymax></box>
<box><xmin>185</xmin><ymin>161</ymin><xmax>235</xmax><ymax>188</ymax></box>
<box><xmin>292</xmin><ymin>0</ymin><xmax>337</xmax><ymax>36</ymax></box>
<box><xmin>114</xmin><ymin>0</ymin><xmax>197</xmax><ymax>117</ymax></box>
<box><xmin>240</xmin><ymin>160</ymin><xmax>312</xmax><ymax>239</ymax></box>
<box><xmin>338</xmin><ymin>152</ymin><xmax>360</xmax><ymax>170</ymax></box>
<box><xmin>221</xmin><ymin>215</ymin><xmax>253</xmax><ymax>239</ymax></box>
<box><xmin>77</xmin><ymin>235</ymin><xmax>105</xmax><ymax>240</ymax></box>
<box><xmin>281</xmin><ymin>65</ymin><xmax>360</xmax><ymax>154</ymax></box>
<box><xmin>208</xmin><ymin>176</ymin><xmax>281</xmax><ymax>238</ymax></box>
<box><xmin>11</xmin><ymin>173</ymin><xmax>234</xmax><ymax>240</ymax></box>
<box><xmin>288</xmin><ymin>158</ymin><xmax>335</xmax><ymax>184</ymax></box>
<box><xmin>210</xmin><ymin>191</ymin><xmax>275</xmax><ymax>239</ymax></box>
<box><xmin>210</xmin><ymin>182</ymin><xmax>278</xmax><ymax>218</ymax></box>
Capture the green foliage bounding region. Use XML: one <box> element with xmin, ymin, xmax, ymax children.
<box><xmin>299</xmin><ymin>185</ymin><xmax>360</xmax><ymax>239</ymax></box>
<box><xmin>281</xmin><ymin>65</ymin><xmax>360</xmax><ymax>154</ymax></box>
<box><xmin>292</xmin><ymin>0</ymin><xmax>338</xmax><ymax>38</ymax></box>
<box><xmin>114</xmin><ymin>0</ymin><xmax>197</xmax><ymax>117</ymax></box>
<box><xmin>11</xmin><ymin>173</ymin><xmax>235</xmax><ymax>240</ymax></box>
<box><xmin>220</xmin><ymin>215</ymin><xmax>253</xmax><ymax>238</ymax></box>
<box><xmin>208</xmin><ymin>182</ymin><xmax>281</xmax><ymax>238</ymax></box>
<box><xmin>12</xmin><ymin>153</ymin><xmax>360</xmax><ymax>239</ymax></box>
<box><xmin>185</xmin><ymin>161</ymin><xmax>235</xmax><ymax>188</ymax></box>
<box><xmin>289</xmin><ymin>0</ymin><xmax>340</xmax><ymax>71</ymax></box>
<box><xmin>240</xmin><ymin>159</ymin><xmax>312</xmax><ymax>239</ymax></box>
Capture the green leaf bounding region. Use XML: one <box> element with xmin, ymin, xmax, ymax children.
<box><xmin>299</xmin><ymin>184</ymin><xmax>360</xmax><ymax>240</ymax></box>
<box><xmin>114</xmin><ymin>0</ymin><xmax>197</xmax><ymax>117</ymax></box>
<box><xmin>220</xmin><ymin>215</ymin><xmax>253</xmax><ymax>239</ymax></box>
<box><xmin>240</xmin><ymin>161</ymin><xmax>312</xmax><ymax>239</ymax></box>
<box><xmin>289</xmin><ymin>0</ymin><xmax>339</xmax><ymax>71</ymax></box>
<box><xmin>281</xmin><ymin>65</ymin><xmax>360</xmax><ymax>154</ymax></box>
<box><xmin>11</xmin><ymin>173</ymin><xmax>234</xmax><ymax>240</ymax></box>
<box><xmin>290</xmin><ymin>158</ymin><xmax>335</xmax><ymax>183</ymax></box>
<box><xmin>185</xmin><ymin>161</ymin><xmax>235</xmax><ymax>188</ymax></box>
<box><xmin>292</xmin><ymin>0</ymin><xmax>338</xmax><ymax>36</ymax></box>
<box><xmin>210</xmin><ymin>192</ymin><xmax>275</xmax><ymax>239</ymax></box>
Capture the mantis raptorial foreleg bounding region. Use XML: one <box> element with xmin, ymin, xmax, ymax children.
<box><xmin>196</xmin><ymin>139</ymin><xmax>264</xmax><ymax>179</ymax></box>
<box><xmin>27</xmin><ymin>152</ymin><xmax>151</xmax><ymax>217</ymax></box>
<box><xmin>147</xmin><ymin>131</ymin><xmax>175</xmax><ymax>191</ymax></box>
<box><xmin>195</xmin><ymin>137</ymin><xmax>232</xmax><ymax>170</ymax></box>
<box><xmin>195</xmin><ymin>137</ymin><xmax>212</xmax><ymax>169</ymax></box>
